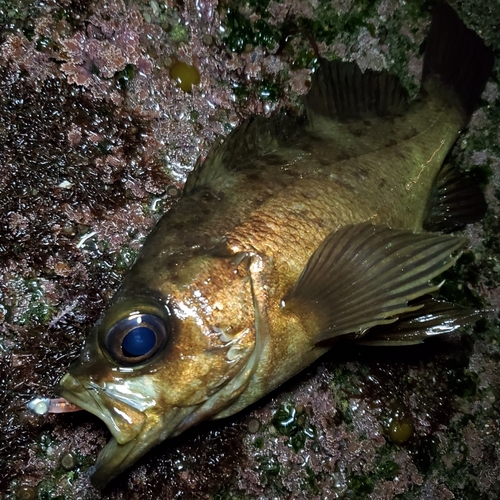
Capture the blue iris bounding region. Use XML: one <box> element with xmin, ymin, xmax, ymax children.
<box><xmin>122</xmin><ymin>327</ymin><xmax>156</xmax><ymax>357</ymax></box>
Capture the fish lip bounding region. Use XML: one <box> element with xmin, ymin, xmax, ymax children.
<box><xmin>89</xmin><ymin>405</ymin><xmax>197</xmax><ymax>489</ymax></box>
<box><xmin>55</xmin><ymin>373</ymin><xmax>145</xmax><ymax>444</ymax></box>
<box><xmin>90</xmin><ymin>437</ymin><xmax>135</xmax><ymax>489</ymax></box>
<box><xmin>54</xmin><ymin>377</ymin><xmax>100</xmax><ymax>419</ymax></box>
<box><xmin>56</xmin><ymin>373</ymin><xmax>204</xmax><ymax>488</ymax></box>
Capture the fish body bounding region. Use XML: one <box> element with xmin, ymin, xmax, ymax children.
<box><xmin>56</xmin><ymin>4</ymin><xmax>493</xmax><ymax>488</ymax></box>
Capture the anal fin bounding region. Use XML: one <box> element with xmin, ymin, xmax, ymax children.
<box><xmin>283</xmin><ymin>224</ymin><xmax>466</xmax><ymax>343</ymax></box>
<box><xmin>355</xmin><ymin>297</ymin><xmax>483</xmax><ymax>346</ymax></box>
<box><xmin>424</xmin><ymin>163</ymin><xmax>487</xmax><ymax>232</ymax></box>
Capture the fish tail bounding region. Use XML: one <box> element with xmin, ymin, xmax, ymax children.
<box><xmin>422</xmin><ymin>2</ymin><xmax>494</xmax><ymax>120</ymax></box>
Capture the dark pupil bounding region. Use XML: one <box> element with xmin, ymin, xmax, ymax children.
<box><xmin>122</xmin><ymin>327</ymin><xmax>156</xmax><ymax>357</ymax></box>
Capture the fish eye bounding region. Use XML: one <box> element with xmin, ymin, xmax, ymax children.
<box><xmin>105</xmin><ymin>313</ymin><xmax>168</xmax><ymax>366</ymax></box>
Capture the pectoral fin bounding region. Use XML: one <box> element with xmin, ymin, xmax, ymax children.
<box><xmin>283</xmin><ymin>224</ymin><xmax>466</xmax><ymax>343</ymax></box>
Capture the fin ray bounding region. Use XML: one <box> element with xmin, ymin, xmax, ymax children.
<box><xmin>283</xmin><ymin>224</ymin><xmax>466</xmax><ymax>342</ymax></box>
<box><xmin>304</xmin><ymin>59</ymin><xmax>409</xmax><ymax>124</ymax></box>
<box><xmin>356</xmin><ymin>297</ymin><xmax>483</xmax><ymax>346</ymax></box>
<box><xmin>424</xmin><ymin>163</ymin><xmax>487</xmax><ymax>232</ymax></box>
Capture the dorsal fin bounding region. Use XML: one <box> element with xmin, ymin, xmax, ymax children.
<box><xmin>304</xmin><ymin>58</ymin><xmax>409</xmax><ymax>125</ymax></box>
<box><xmin>184</xmin><ymin>113</ymin><xmax>303</xmax><ymax>194</ymax></box>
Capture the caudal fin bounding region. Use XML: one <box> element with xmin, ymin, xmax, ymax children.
<box><xmin>422</xmin><ymin>2</ymin><xmax>494</xmax><ymax>118</ymax></box>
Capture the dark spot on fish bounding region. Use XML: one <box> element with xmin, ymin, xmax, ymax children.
<box><xmin>311</xmin><ymin>217</ymin><xmax>327</xmax><ymax>229</ymax></box>
<box><xmin>300</xmin><ymin>135</ymin><xmax>325</xmax><ymax>152</ymax></box>
<box><xmin>379</xmin><ymin>179</ymin><xmax>387</xmax><ymax>189</ymax></box>
<box><xmin>300</xmin><ymin>190</ymin><xmax>313</xmax><ymax>200</ymax></box>
<box><xmin>265</xmin><ymin>153</ymin><xmax>287</xmax><ymax>166</ymax></box>
<box><xmin>403</xmin><ymin>128</ymin><xmax>419</xmax><ymax>141</ymax></box>
<box><xmin>418</xmin><ymin>87</ymin><xmax>429</xmax><ymax>100</ymax></box>
<box><xmin>182</xmin><ymin>234</ymin><xmax>204</xmax><ymax>249</ymax></box>
<box><xmin>170</xmin><ymin>271</ymin><xmax>184</xmax><ymax>288</ymax></box>
<box><xmin>247</xmin><ymin>172</ymin><xmax>262</xmax><ymax>182</ymax></box>
<box><xmin>352</xmin><ymin>128</ymin><xmax>364</xmax><ymax>137</ymax></box>
<box><xmin>336</xmin><ymin>151</ymin><xmax>350</xmax><ymax>161</ymax></box>
<box><xmin>318</xmin><ymin>156</ymin><xmax>334</xmax><ymax>166</ymax></box>
<box><xmin>209</xmin><ymin>239</ymin><xmax>234</xmax><ymax>258</ymax></box>
<box><xmin>385</xmin><ymin>139</ymin><xmax>398</xmax><ymax>147</ymax></box>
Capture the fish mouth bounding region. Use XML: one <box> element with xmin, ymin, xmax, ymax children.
<box><xmin>55</xmin><ymin>372</ymin><xmax>148</xmax><ymax>444</ymax></box>
<box><xmin>90</xmin><ymin>405</ymin><xmax>193</xmax><ymax>489</ymax></box>
<box><xmin>55</xmin><ymin>372</ymin><xmax>198</xmax><ymax>488</ymax></box>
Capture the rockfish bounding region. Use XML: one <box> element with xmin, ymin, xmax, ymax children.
<box><xmin>56</xmin><ymin>3</ymin><xmax>493</xmax><ymax>488</ymax></box>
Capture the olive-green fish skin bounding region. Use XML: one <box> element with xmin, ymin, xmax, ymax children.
<box><xmin>56</xmin><ymin>4</ymin><xmax>493</xmax><ymax>489</ymax></box>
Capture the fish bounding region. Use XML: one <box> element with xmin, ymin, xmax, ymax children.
<box><xmin>55</xmin><ymin>3</ymin><xmax>494</xmax><ymax>489</ymax></box>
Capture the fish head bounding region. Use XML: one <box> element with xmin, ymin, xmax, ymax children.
<box><xmin>56</xmin><ymin>253</ymin><xmax>258</xmax><ymax>487</ymax></box>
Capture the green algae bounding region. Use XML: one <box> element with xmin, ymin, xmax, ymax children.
<box><xmin>223</xmin><ymin>1</ymin><xmax>280</xmax><ymax>53</ymax></box>
<box><xmin>303</xmin><ymin>465</ymin><xmax>320</xmax><ymax>495</ymax></box>
<box><xmin>116</xmin><ymin>64</ymin><xmax>137</xmax><ymax>91</ymax></box>
<box><xmin>231</xmin><ymin>77</ymin><xmax>283</xmax><ymax>105</ymax></box>
<box><xmin>378</xmin><ymin>459</ymin><xmax>400</xmax><ymax>478</ymax></box>
<box><xmin>35</xmin><ymin>36</ymin><xmax>57</xmax><ymax>53</ymax></box>
<box><xmin>0</xmin><ymin>0</ymin><xmax>38</xmax><ymax>41</ymax></box>
<box><xmin>348</xmin><ymin>474</ymin><xmax>374</xmax><ymax>496</ymax></box>
<box><xmin>452</xmin><ymin>0</ymin><xmax>500</xmax><ymax>51</ymax></box>
<box><xmin>271</xmin><ymin>403</ymin><xmax>316</xmax><ymax>452</ymax></box>
<box><xmin>477</xmin><ymin>210</ymin><xmax>500</xmax><ymax>289</ymax></box>
<box><xmin>253</xmin><ymin>436</ymin><xmax>264</xmax><ymax>449</ymax></box>
<box><xmin>7</xmin><ymin>279</ymin><xmax>56</xmax><ymax>327</ymax></box>
<box><xmin>113</xmin><ymin>246</ymin><xmax>138</xmax><ymax>271</ymax></box>
<box><xmin>303</xmin><ymin>0</ymin><xmax>377</xmax><ymax>45</ymax></box>
<box><xmin>431</xmin><ymin>246</ymin><xmax>489</xmax><ymax>309</ymax></box>
<box><xmin>145</xmin><ymin>2</ymin><xmax>190</xmax><ymax>43</ymax></box>
<box><xmin>345</xmin><ymin>453</ymin><xmax>403</xmax><ymax>497</ymax></box>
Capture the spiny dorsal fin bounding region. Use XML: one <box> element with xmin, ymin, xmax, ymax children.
<box><xmin>184</xmin><ymin>113</ymin><xmax>303</xmax><ymax>194</ymax></box>
<box><xmin>283</xmin><ymin>223</ymin><xmax>466</xmax><ymax>343</ymax></box>
<box><xmin>423</xmin><ymin>163</ymin><xmax>487</xmax><ymax>232</ymax></box>
<box><xmin>304</xmin><ymin>58</ymin><xmax>409</xmax><ymax>125</ymax></box>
